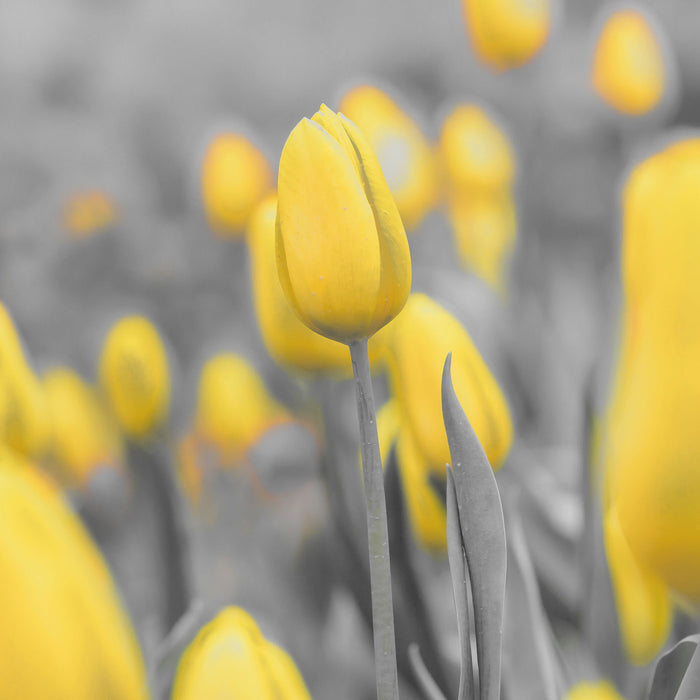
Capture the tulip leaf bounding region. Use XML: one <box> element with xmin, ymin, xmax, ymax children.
<box><xmin>648</xmin><ymin>634</ymin><xmax>700</xmax><ymax>700</ymax></box>
<box><xmin>442</xmin><ymin>353</ymin><xmax>506</xmax><ymax>700</ymax></box>
<box><xmin>446</xmin><ymin>465</ymin><xmax>476</xmax><ymax>700</ymax></box>
<box><xmin>408</xmin><ymin>644</ymin><xmax>449</xmax><ymax>700</ymax></box>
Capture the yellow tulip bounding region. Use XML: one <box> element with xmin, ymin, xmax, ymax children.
<box><xmin>246</xmin><ymin>195</ymin><xmax>352</xmax><ymax>373</ymax></box>
<box><xmin>43</xmin><ymin>367</ymin><xmax>124</xmax><ymax>489</ymax></box>
<box><xmin>99</xmin><ymin>315</ymin><xmax>170</xmax><ymax>440</ymax></box>
<box><xmin>447</xmin><ymin>192</ymin><xmax>517</xmax><ymax>292</ymax></box>
<box><xmin>591</xmin><ymin>8</ymin><xmax>667</xmax><ymax>116</ymax></box>
<box><xmin>276</xmin><ymin>104</ymin><xmax>411</xmax><ymax>344</ymax></box>
<box><xmin>384</xmin><ymin>293</ymin><xmax>512</xmax><ymax>475</ymax></box>
<box><xmin>439</xmin><ymin>104</ymin><xmax>516</xmax><ymax>195</ymax></box>
<box><xmin>194</xmin><ymin>353</ymin><xmax>289</xmax><ymax>461</ymax></box>
<box><xmin>0</xmin><ymin>446</ymin><xmax>149</xmax><ymax>698</ymax></box>
<box><xmin>172</xmin><ymin>606</ymin><xmax>311</xmax><ymax>700</ymax></box>
<box><xmin>201</xmin><ymin>132</ymin><xmax>274</xmax><ymax>237</ymax></box>
<box><xmin>63</xmin><ymin>190</ymin><xmax>118</xmax><ymax>238</ymax></box>
<box><xmin>461</xmin><ymin>0</ymin><xmax>551</xmax><ymax>71</ymax></box>
<box><xmin>338</xmin><ymin>84</ymin><xmax>438</xmax><ymax>231</ymax></box>
<box><xmin>563</xmin><ymin>680</ymin><xmax>625</xmax><ymax>700</ymax></box>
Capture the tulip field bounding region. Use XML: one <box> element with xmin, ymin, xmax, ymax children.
<box><xmin>1</xmin><ymin>1</ymin><xmax>700</xmax><ymax>698</ymax></box>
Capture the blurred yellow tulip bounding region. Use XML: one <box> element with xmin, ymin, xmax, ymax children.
<box><xmin>99</xmin><ymin>315</ymin><xmax>170</xmax><ymax>440</ymax></box>
<box><xmin>563</xmin><ymin>679</ymin><xmax>624</xmax><ymax>700</ymax></box>
<box><xmin>338</xmin><ymin>84</ymin><xmax>438</xmax><ymax>231</ymax></box>
<box><xmin>201</xmin><ymin>132</ymin><xmax>274</xmax><ymax>237</ymax></box>
<box><xmin>247</xmin><ymin>195</ymin><xmax>352</xmax><ymax>374</ymax></box>
<box><xmin>461</xmin><ymin>0</ymin><xmax>551</xmax><ymax>71</ymax></box>
<box><xmin>384</xmin><ymin>293</ymin><xmax>512</xmax><ymax>474</ymax></box>
<box><xmin>194</xmin><ymin>353</ymin><xmax>289</xmax><ymax>462</ymax></box>
<box><xmin>43</xmin><ymin>367</ymin><xmax>124</xmax><ymax>489</ymax></box>
<box><xmin>447</xmin><ymin>192</ymin><xmax>517</xmax><ymax>292</ymax></box>
<box><xmin>0</xmin><ymin>446</ymin><xmax>149</xmax><ymax>699</ymax></box>
<box><xmin>591</xmin><ymin>8</ymin><xmax>667</xmax><ymax>116</ymax></box>
<box><xmin>172</xmin><ymin>606</ymin><xmax>311</xmax><ymax>700</ymax></box>
<box><xmin>63</xmin><ymin>190</ymin><xmax>118</xmax><ymax>238</ymax></box>
<box><xmin>276</xmin><ymin>104</ymin><xmax>411</xmax><ymax>343</ymax></box>
<box><xmin>439</xmin><ymin>104</ymin><xmax>516</xmax><ymax>195</ymax></box>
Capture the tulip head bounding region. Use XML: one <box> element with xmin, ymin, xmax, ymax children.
<box><xmin>439</xmin><ymin>104</ymin><xmax>516</xmax><ymax>195</ymax></box>
<box><xmin>563</xmin><ymin>680</ymin><xmax>624</xmax><ymax>700</ymax></box>
<box><xmin>276</xmin><ymin>104</ymin><xmax>411</xmax><ymax>344</ymax></box>
<box><xmin>63</xmin><ymin>190</ymin><xmax>118</xmax><ymax>238</ymax></box>
<box><xmin>172</xmin><ymin>606</ymin><xmax>311</xmax><ymax>700</ymax></box>
<box><xmin>201</xmin><ymin>132</ymin><xmax>274</xmax><ymax>237</ymax></box>
<box><xmin>0</xmin><ymin>447</ymin><xmax>149</xmax><ymax>698</ymax></box>
<box><xmin>462</xmin><ymin>0</ymin><xmax>551</xmax><ymax>71</ymax></box>
<box><xmin>591</xmin><ymin>8</ymin><xmax>667</xmax><ymax>116</ymax></box>
<box><xmin>384</xmin><ymin>293</ymin><xmax>512</xmax><ymax>474</ymax></box>
<box><xmin>99</xmin><ymin>316</ymin><xmax>170</xmax><ymax>440</ymax></box>
<box><xmin>338</xmin><ymin>85</ymin><xmax>438</xmax><ymax>231</ymax></box>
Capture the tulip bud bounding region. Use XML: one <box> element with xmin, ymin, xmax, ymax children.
<box><xmin>98</xmin><ymin>315</ymin><xmax>170</xmax><ymax>440</ymax></box>
<box><xmin>194</xmin><ymin>353</ymin><xmax>288</xmax><ymax>462</ymax></box>
<box><xmin>43</xmin><ymin>367</ymin><xmax>124</xmax><ymax>489</ymax></box>
<box><xmin>338</xmin><ymin>84</ymin><xmax>438</xmax><ymax>231</ymax></box>
<box><xmin>384</xmin><ymin>293</ymin><xmax>512</xmax><ymax>474</ymax></box>
<box><xmin>461</xmin><ymin>0</ymin><xmax>551</xmax><ymax>71</ymax></box>
<box><xmin>276</xmin><ymin>104</ymin><xmax>411</xmax><ymax>344</ymax></box>
<box><xmin>0</xmin><ymin>447</ymin><xmax>149</xmax><ymax>698</ymax></box>
<box><xmin>246</xmin><ymin>195</ymin><xmax>351</xmax><ymax>373</ymax></box>
<box><xmin>591</xmin><ymin>8</ymin><xmax>668</xmax><ymax>116</ymax></box>
<box><xmin>563</xmin><ymin>680</ymin><xmax>624</xmax><ymax>700</ymax></box>
<box><xmin>63</xmin><ymin>190</ymin><xmax>118</xmax><ymax>238</ymax></box>
<box><xmin>172</xmin><ymin>606</ymin><xmax>311</xmax><ymax>699</ymax></box>
<box><xmin>201</xmin><ymin>132</ymin><xmax>274</xmax><ymax>237</ymax></box>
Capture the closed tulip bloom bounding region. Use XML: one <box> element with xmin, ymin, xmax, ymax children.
<box><xmin>63</xmin><ymin>190</ymin><xmax>118</xmax><ymax>238</ymax></box>
<box><xmin>563</xmin><ymin>680</ymin><xmax>624</xmax><ymax>700</ymax></box>
<box><xmin>384</xmin><ymin>293</ymin><xmax>512</xmax><ymax>474</ymax></box>
<box><xmin>247</xmin><ymin>195</ymin><xmax>351</xmax><ymax>373</ymax></box>
<box><xmin>462</xmin><ymin>0</ymin><xmax>551</xmax><ymax>71</ymax></box>
<box><xmin>439</xmin><ymin>104</ymin><xmax>516</xmax><ymax>194</ymax></box>
<box><xmin>276</xmin><ymin>104</ymin><xmax>411</xmax><ymax>344</ymax></box>
<box><xmin>172</xmin><ymin>606</ymin><xmax>311</xmax><ymax>700</ymax></box>
<box><xmin>43</xmin><ymin>367</ymin><xmax>124</xmax><ymax>489</ymax></box>
<box><xmin>0</xmin><ymin>447</ymin><xmax>149</xmax><ymax>699</ymax></box>
<box><xmin>201</xmin><ymin>133</ymin><xmax>274</xmax><ymax>237</ymax></box>
<box><xmin>591</xmin><ymin>8</ymin><xmax>667</xmax><ymax>116</ymax></box>
<box><xmin>338</xmin><ymin>85</ymin><xmax>438</xmax><ymax>231</ymax></box>
<box><xmin>99</xmin><ymin>316</ymin><xmax>170</xmax><ymax>440</ymax></box>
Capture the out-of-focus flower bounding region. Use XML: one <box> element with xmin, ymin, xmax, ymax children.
<box><xmin>602</xmin><ymin>137</ymin><xmax>700</xmax><ymax>660</ymax></box>
<box><xmin>62</xmin><ymin>190</ymin><xmax>118</xmax><ymax>238</ymax></box>
<box><xmin>201</xmin><ymin>132</ymin><xmax>274</xmax><ymax>237</ymax></box>
<box><xmin>338</xmin><ymin>84</ymin><xmax>438</xmax><ymax>232</ymax></box>
<box><xmin>384</xmin><ymin>293</ymin><xmax>512</xmax><ymax>475</ymax></box>
<box><xmin>461</xmin><ymin>0</ymin><xmax>551</xmax><ymax>71</ymax></box>
<box><xmin>563</xmin><ymin>679</ymin><xmax>625</xmax><ymax>700</ymax></box>
<box><xmin>0</xmin><ymin>446</ymin><xmax>149</xmax><ymax>699</ymax></box>
<box><xmin>591</xmin><ymin>8</ymin><xmax>667</xmax><ymax>116</ymax></box>
<box><xmin>276</xmin><ymin>104</ymin><xmax>411</xmax><ymax>344</ymax></box>
<box><xmin>246</xmin><ymin>195</ymin><xmax>351</xmax><ymax>374</ymax></box>
<box><xmin>172</xmin><ymin>606</ymin><xmax>311</xmax><ymax>700</ymax></box>
<box><xmin>193</xmin><ymin>353</ymin><xmax>289</xmax><ymax>462</ymax></box>
<box><xmin>43</xmin><ymin>367</ymin><xmax>124</xmax><ymax>490</ymax></box>
<box><xmin>98</xmin><ymin>316</ymin><xmax>170</xmax><ymax>440</ymax></box>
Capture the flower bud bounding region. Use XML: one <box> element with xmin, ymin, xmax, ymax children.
<box><xmin>63</xmin><ymin>190</ymin><xmax>118</xmax><ymax>238</ymax></box>
<box><xmin>276</xmin><ymin>104</ymin><xmax>411</xmax><ymax>344</ymax></box>
<box><xmin>563</xmin><ymin>680</ymin><xmax>624</xmax><ymax>700</ymax></box>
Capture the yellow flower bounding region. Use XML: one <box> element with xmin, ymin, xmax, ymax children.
<box><xmin>201</xmin><ymin>132</ymin><xmax>274</xmax><ymax>237</ymax></box>
<box><xmin>338</xmin><ymin>84</ymin><xmax>438</xmax><ymax>231</ymax></box>
<box><xmin>172</xmin><ymin>606</ymin><xmax>311</xmax><ymax>700</ymax></box>
<box><xmin>384</xmin><ymin>293</ymin><xmax>512</xmax><ymax>475</ymax></box>
<box><xmin>98</xmin><ymin>316</ymin><xmax>170</xmax><ymax>440</ymax></box>
<box><xmin>461</xmin><ymin>0</ymin><xmax>551</xmax><ymax>71</ymax></box>
<box><xmin>439</xmin><ymin>104</ymin><xmax>516</xmax><ymax>195</ymax></box>
<box><xmin>43</xmin><ymin>367</ymin><xmax>125</xmax><ymax>489</ymax></box>
<box><xmin>0</xmin><ymin>446</ymin><xmax>149</xmax><ymax>699</ymax></box>
<box><xmin>194</xmin><ymin>353</ymin><xmax>289</xmax><ymax>462</ymax></box>
<box><xmin>276</xmin><ymin>104</ymin><xmax>411</xmax><ymax>344</ymax></box>
<box><xmin>447</xmin><ymin>192</ymin><xmax>517</xmax><ymax>292</ymax></box>
<box><xmin>563</xmin><ymin>679</ymin><xmax>625</xmax><ymax>700</ymax></box>
<box><xmin>246</xmin><ymin>195</ymin><xmax>352</xmax><ymax>373</ymax></box>
<box><xmin>63</xmin><ymin>190</ymin><xmax>118</xmax><ymax>238</ymax></box>
<box><xmin>591</xmin><ymin>8</ymin><xmax>667</xmax><ymax>116</ymax></box>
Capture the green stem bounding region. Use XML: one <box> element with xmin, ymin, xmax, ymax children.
<box><xmin>349</xmin><ymin>338</ymin><xmax>399</xmax><ymax>700</ymax></box>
